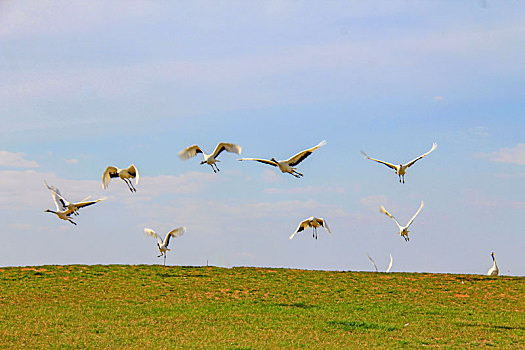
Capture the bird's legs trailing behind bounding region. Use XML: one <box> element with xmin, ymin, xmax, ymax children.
<box><xmin>124</xmin><ymin>178</ymin><xmax>136</xmax><ymax>192</ymax></box>
<box><xmin>291</xmin><ymin>169</ymin><xmax>303</xmax><ymax>178</ymax></box>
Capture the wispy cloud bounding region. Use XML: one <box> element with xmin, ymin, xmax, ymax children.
<box><xmin>480</xmin><ymin>144</ymin><xmax>525</xmax><ymax>165</ymax></box>
<box><xmin>261</xmin><ymin>169</ymin><xmax>282</xmax><ymax>184</ymax></box>
<box><xmin>461</xmin><ymin>189</ymin><xmax>525</xmax><ymax>210</ymax></box>
<box><xmin>137</xmin><ymin>172</ymin><xmax>219</xmax><ymax>196</ymax></box>
<box><xmin>3</xmin><ymin>10</ymin><xmax>523</xmax><ymax>114</ymax></box>
<box><xmin>0</xmin><ymin>1</ymin><xmax>161</xmax><ymax>39</ymax></box>
<box><xmin>264</xmin><ymin>185</ymin><xmax>345</xmax><ymax>195</ymax></box>
<box><xmin>360</xmin><ymin>195</ymin><xmax>389</xmax><ymax>210</ymax></box>
<box><xmin>0</xmin><ymin>170</ymin><xmax>99</xmax><ymax>210</ymax></box>
<box><xmin>0</xmin><ymin>170</ymin><xmax>219</xmax><ymax>211</ymax></box>
<box><xmin>64</xmin><ymin>158</ymin><xmax>79</xmax><ymax>164</ymax></box>
<box><xmin>467</xmin><ymin>126</ymin><xmax>489</xmax><ymax>138</ymax></box>
<box><xmin>0</xmin><ymin>150</ymin><xmax>39</xmax><ymax>168</ymax></box>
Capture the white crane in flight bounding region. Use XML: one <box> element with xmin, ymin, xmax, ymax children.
<box><xmin>290</xmin><ymin>216</ymin><xmax>331</xmax><ymax>240</ymax></box>
<box><xmin>178</xmin><ymin>143</ymin><xmax>242</xmax><ymax>173</ymax></box>
<box><xmin>361</xmin><ymin>143</ymin><xmax>437</xmax><ymax>183</ymax></box>
<box><xmin>44</xmin><ymin>208</ymin><xmax>77</xmax><ymax>225</ymax></box>
<box><xmin>144</xmin><ymin>226</ymin><xmax>186</xmax><ymax>266</ymax></box>
<box><xmin>239</xmin><ymin>140</ymin><xmax>326</xmax><ymax>178</ymax></box>
<box><xmin>44</xmin><ymin>181</ymin><xmax>104</xmax><ymax>225</ymax></box>
<box><xmin>45</xmin><ymin>181</ymin><xmax>104</xmax><ymax>216</ymax></box>
<box><xmin>102</xmin><ymin>164</ymin><xmax>139</xmax><ymax>192</ymax></box>
<box><xmin>379</xmin><ymin>201</ymin><xmax>425</xmax><ymax>242</ymax></box>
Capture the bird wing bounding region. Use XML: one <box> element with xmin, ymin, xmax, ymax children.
<box><xmin>360</xmin><ymin>150</ymin><xmax>398</xmax><ymax>171</ymax></box>
<box><xmin>211</xmin><ymin>143</ymin><xmax>242</xmax><ymax>159</ymax></box>
<box><xmin>72</xmin><ymin>198</ymin><xmax>105</xmax><ymax>210</ymax></box>
<box><xmin>386</xmin><ymin>254</ymin><xmax>393</xmax><ymax>273</ymax></box>
<box><xmin>164</xmin><ymin>226</ymin><xmax>186</xmax><ymax>247</ymax></box>
<box><xmin>178</xmin><ymin>145</ymin><xmax>204</xmax><ymax>160</ymax></box>
<box><xmin>44</xmin><ymin>181</ymin><xmax>68</xmax><ymax>211</ymax></box>
<box><xmin>285</xmin><ymin>140</ymin><xmax>326</xmax><ymax>166</ymax></box>
<box><xmin>318</xmin><ymin>218</ymin><xmax>331</xmax><ymax>234</ymax></box>
<box><xmin>237</xmin><ymin>158</ymin><xmax>278</xmax><ymax>167</ymax></box>
<box><xmin>58</xmin><ymin>209</ymin><xmax>75</xmax><ymax>217</ymax></box>
<box><xmin>126</xmin><ymin>164</ymin><xmax>139</xmax><ymax>185</ymax></box>
<box><xmin>102</xmin><ymin>166</ymin><xmax>118</xmax><ymax>189</ymax></box>
<box><xmin>44</xmin><ymin>180</ymin><xmax>62</xmax><ymax>197</ymax></box>
<box><xmin>79</xmin><ymin>196</ymin><xmax>92</xmax><ymax>202</ymax></box>
<box><xmin>406</xmin><ymin>201</ymin><xmax>425</xmax><ymax>228</ymax></box>
<box><xmin>404</xmin><ymin>143</ymin><xmax>437</xmax><ymax>168</ymax></box>
<box><xmin>144</xmin><ymin>228</ymin><xmax>163</xmax><ymax>244</ymax></box>
<box><xmin>379</xmin><ymin>205</ymin><xmax>402</xmax><ymax>229</ymax></box>
<box><xmin>289</xmin><ymin>219</ymin><xmax>309</xmax><ymax>239</ymax></box>
<box><xmin>366</xmin><ymin>253</ymin><xmax>379</xmax><ymax>272</ymax></box>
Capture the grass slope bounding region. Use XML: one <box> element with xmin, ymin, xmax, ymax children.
<box><xmin>0</xmin><ymin>265</ymin><xmax>523</xmax><ymax>349</ymax></box>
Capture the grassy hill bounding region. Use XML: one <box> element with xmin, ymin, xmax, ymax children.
<box><xmin>0</xmin><ymin>265</ymin><xmax>523</xmax><ymax>349</ymax></box>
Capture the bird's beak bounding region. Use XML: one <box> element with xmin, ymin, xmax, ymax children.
<box><xmin>200</xmin><ymin>161</ymin><xmax>205</xmax><ymax>165</ymax></box>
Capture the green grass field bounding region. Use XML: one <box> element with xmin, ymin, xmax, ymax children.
<box><xmin>0</xmin><ymin>265</ymin><xmax>523</xmax><ymax>349</ymax></box>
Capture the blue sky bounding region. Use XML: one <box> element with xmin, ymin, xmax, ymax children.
<box><xmin>1</xmin><ymin>1</ymin><xmax>524</xmax><ymax>275</ymax></box>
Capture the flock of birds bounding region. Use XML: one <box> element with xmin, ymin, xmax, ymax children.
<box><xmin>43</xmin><ymin>141</ymin><xmax>499</xmax><ymax>274</ymax></box>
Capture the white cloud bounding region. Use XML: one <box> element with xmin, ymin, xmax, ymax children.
<box><xmin>360</xmin><ymin>195</ymin><xmax>389</xmax><ymax>210</ymax></box>
<box><xmin>261</xmin><ymin>169</ymin><xmax>282</xmax><ymax>184</ymax></box>
<box><xmin>0</xmin><ymin>170</ymin><xmax>219</xmax><ymax>211</ymax></box>
<box><xmin>433</xmin><ymin>96</ymin><xmax>445</xmax><ymax>101</ymax></box>
<box><xmin>128</xmin><ymin>196</ymin><xmax>354</xmax><ymax>241</ymax></box>
<box><xmin>2</xmin><ymin>13</ymin><xmax>523</xmax><ymax>108</ymax></box>
<box><xmin>0</xmin><ymin>150</ymin><xmax>39</xmax><ymax>168</ymax></box>
<box><xmin>0</xmin><ymin>170</ymin><xmax>98</xmax><ymax>210</ymax></box>
<box><xmin>461</xmin><ymin>189</ymin><xmax>525</xmax><ymax>210</ymax></box>
<box><xmin>64</xmin><ymin>158</ymin><xmax>79</xmax><ymax>164</ymax></box>
<box><xmin>0</xmin><ymin>1</ymin><xmax>161</xmax><ymax>39</ymax></box>
<box><xmin>137</xmin><ymin>172</ymin><xmax>219</xmax><ymax>196</ymax></box>
<box><xmin>481</xmin><ymin>144</ymin><xmax>525</xmax><ymax>165</ymax></box>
